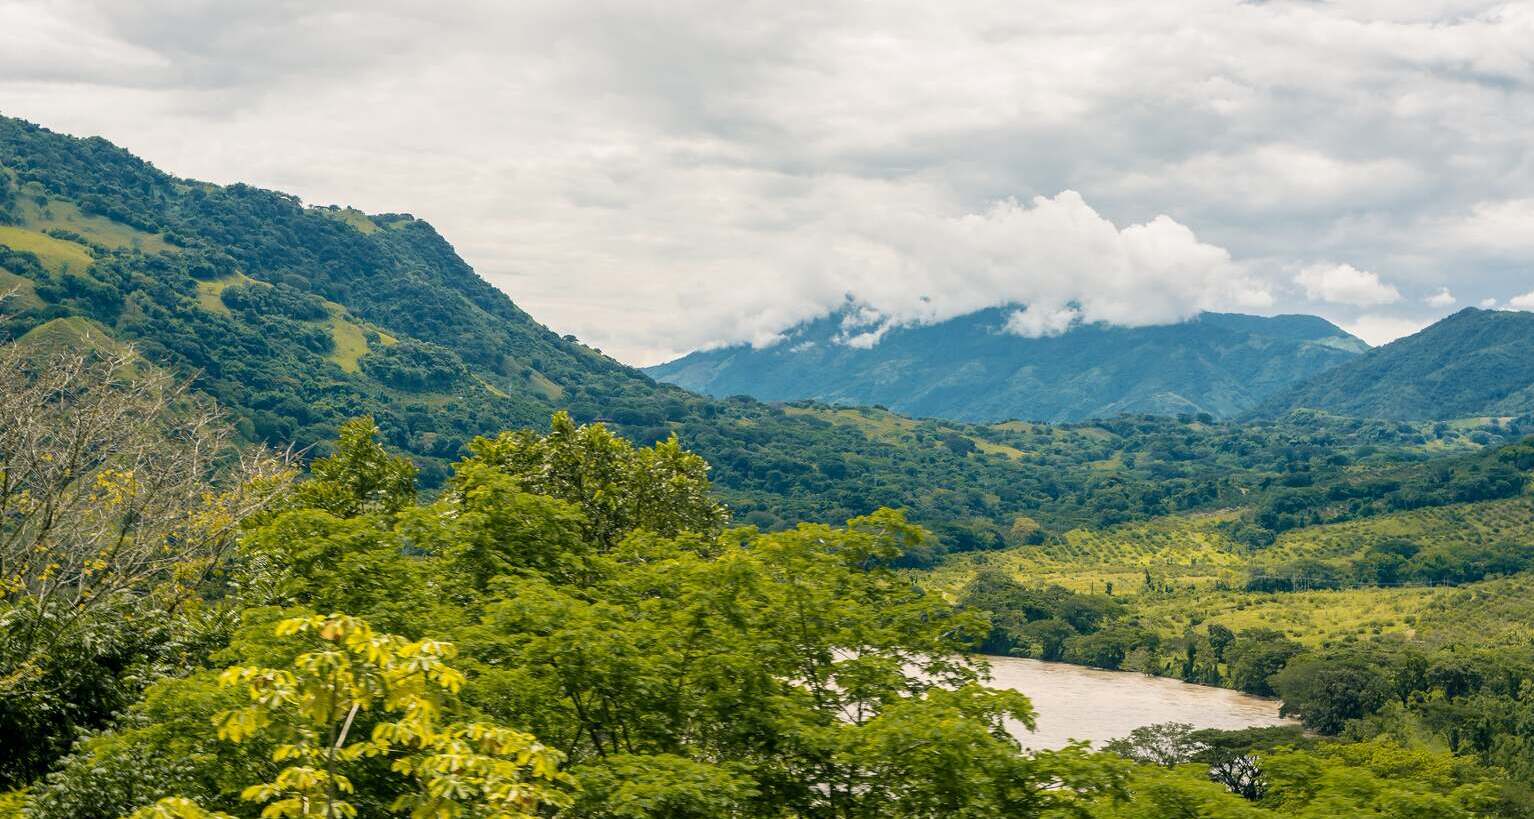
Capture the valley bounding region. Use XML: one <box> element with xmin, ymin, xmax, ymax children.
<box><xmin>4</xmin><ymin>114</ymin><xmax>1534</xmax><ymax>818</ymax></box>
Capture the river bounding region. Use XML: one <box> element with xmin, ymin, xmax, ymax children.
<box><xmin>983</xmin><ymin>656</ymin><xmax>1297</xmax><ymax>749</ymax></box>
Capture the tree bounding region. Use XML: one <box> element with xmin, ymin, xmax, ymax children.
<box><xmin>1006</xmin><ymin>514</ymin><xmax>1043</xmax><ymax>546</ymax></box>
<box><xmin>0</xmin><ymin>343</ymin><xmax>292</xmax><ymax>787</ymax></box>
<box><xmin>1270</xmin><ymin>657</ymin><xmax>1391</xmax><ymax>735</ymax></box>
<box><xmin>196</xmin><ymin>612</ymin><xmax>572</xmax><ymax>818</ymax></box>
<box><xmin>1206</xmin><ymin>624</ymin><xmax>1235</xmax><ymax>664</ymax></box>
<box><xmin>294</xmin><ymin>417</ymin><xmax>416</xmax><ymax>518</ymax></box>
<box><xmin>1103</xmin><ymin>723</ymin><xmax>1206</xmax><ymax>768</ymax></box>
<box><xmin>462</xmin><ymin>412</ymin><xmax>726</xmax><ymax>549</ymax></box>
<box><xmin>1224</xmin><ymin>630</ymin><xmax>1304</xmax><ymax>697</ymax></box>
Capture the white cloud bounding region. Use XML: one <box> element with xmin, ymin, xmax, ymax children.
<box><xmin>1510</xmin><ymin>291</ymin><xmax>1534</xmax><ymax>311</ymax></box>
<box><xmin>814</xmin><ymin>190</ymin><xmax>1271</xmax><ymax>341</ymax></box>
<box><xmin>1006</xmin><ymin>305</ymin><xmax>1083</xmax><ymax>338</ymax></box>
<box><xmin>1296</xmin><ymin>264</ymin><xmax>1403</xmax><ymax>306</ymax></box>
<box><xmin>1441</xmin><ymin>199</ymin><xmax>1534</xmax><ymax>254</ymax></box>
<box><xmin>1343</xmin><ymin>314</ymin><xmax>1431</xmax><ymax>346</ymax></box>
<box><xmin>1481</xmin><ymin>297</ymin><xmax>1500</xmax><ymax>308</ymax></box>
<box><xmin>1424</xmin><ymin>287</ymin><xmax>1456</xmax><ymax>307</ymax></box>
<box><xmin>2</xmin><ymin>1</ymin><xmax>1532</xmax><ymax>362</ymax></box>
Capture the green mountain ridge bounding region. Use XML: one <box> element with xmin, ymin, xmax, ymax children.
<box><xmin>647</xmin><ymin>307</ymin><xmax>1370</xmax><ymax>423</ymax></box>
<box><xmin>1256</xmin><ymin>307</ymin><xmax>1534</xmax><ymax>421</ymax></box>
<box><xmin>3</xmin><ymin>113</ymin><xmax>1521</xmax><ymax>560</ymax></box>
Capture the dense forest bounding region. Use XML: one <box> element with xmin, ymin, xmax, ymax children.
<box><xmin>7</xmin><ymin>114</ymin><xmax>1534</xmax><ymax>818</ymax></box>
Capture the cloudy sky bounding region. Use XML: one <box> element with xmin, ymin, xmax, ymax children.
<box><xmin>3</xmin><ymin>0</ymin><xmax>1532</xmax><ymax>363</ymax></box>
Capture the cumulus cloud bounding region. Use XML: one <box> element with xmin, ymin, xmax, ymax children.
<box><xmin>1510</xmin><ymin>291</ymin><xmax>1534</xmax><ymax>311</ymax></box>
<box><xmin>1481</xmin><ymin>297</ymin><xmax>1500</xmax><ymax>308</ymax></box>
<box><xmin>1006</xmin><ymin>305</ymin><xmax>1083</xmax><ymax>338</ymax></box>
<box><xmin>2</xmin><ymin>0</ymin><xmax>1532</xmax><ymax>362</ymax></box>
<box><xmin>1424</xmin><ymin>287</ymin><xmax>1456</xmax><ymax>307</ymax></box>
<box><xmin>1295</xmin><ymin>264</ymin><xmax>1403</xmax><ymax>306</ymax></box>
<box><xmin>820</xmin><ymin>191</ymin><xmax>1269</xmax><ymax>340</ymax></box>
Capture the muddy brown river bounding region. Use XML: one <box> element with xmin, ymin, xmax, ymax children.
<box><xmin>982</xmin><ymin>656</ymin><xmax>1297</xmax><ymax>749</ymax></box>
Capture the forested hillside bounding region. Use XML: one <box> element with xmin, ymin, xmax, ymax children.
<box><xmin>1257</xmin><ymin>308</ymin><xmax>1534</xmax><ymax>421</ymax></box>
<box><xmin>11</xmin><ymin>114</ymin><xmax>1518</xmax><ymax>560</ymax></box>
<box><xmin>647</xmin><ymin>307</ymin><xmax>1368</xmax><ymax>422</ymax></box>
<box><xmin>0</xmin><ymin>113</ymin><xmax>664</xmax><ymax>472</ymax></box>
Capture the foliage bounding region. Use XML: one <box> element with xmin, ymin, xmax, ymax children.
<box><xmin>463</xmin><ymin>412</ymin><xmax>726</xmax><ymax>549</ymax></box>
<box><xmin>0</xmin><ymin>345</ymin><xmax>291</xmax><ymax>788</ymax></box>
<box><xmin>209</xmin><ymin>613</ymin><xmax>573</xmax><ymax>819</ymax></box>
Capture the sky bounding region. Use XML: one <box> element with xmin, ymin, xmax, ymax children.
<box><xmin>2</xmin><ymin>0</ymin><xmax>1532</xmax><ymax>364</ymax></box>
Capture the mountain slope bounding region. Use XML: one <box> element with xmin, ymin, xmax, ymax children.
<box><xmin>2</xmin><ymin>114</ymin><xmax>1505</xmax><ymax>559</ymax></box>
<box><xmin>0</xmin><ymin>114</ymin><xmax>671</xmax><ymax>480</ymax></box>
<box><xmin>648</xmin><ymin>307</ymin><xmax>1368</xmax><ymax>423</ymax></box>
<box><xmin>1256</xmin><ymin>308</ymin><xmax>1534</xmax><ymax>421</ymax></box>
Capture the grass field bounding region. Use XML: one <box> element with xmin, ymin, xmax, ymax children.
<box><xmin>312</xmin><ymin>206</ymin><xmax>379</xmax><ymax>234</ymax></box>
<box><xmin>1265</xmin><ymin>495</ymin><xmax>1534</xmax><ymax>562</ymax></box>
<box><xmin>195</xmin><ymin>273</ymin><xmax>385</xmax><ymax>374</ymax></box>
<box><xmin>1134</xmin><ymin>585</ymin><xmax>1438</xmax><ymax>647</ymax></box>
<box><xmin>193</xmin><ymin>272</ymin><xmax>253</xmax><ymax>314</ymax></box>
<box><xmin>0</xmin><ymin>226</ymin><xmax>94</xmax><ymax>273</ymax></box>
<box><xmin>1133</xmin><ymin>571</ymin><xmax>1534</xmax><ymax>650</ymax></box>
<box><xmin>14</xmin><ymin>194</ymin><xmax>174</xmax><ymax>254</ymax></box>
<box><xmin>0</xmin><ymin>267</ymin><xmax>42</xmax><ymax>308</ymax></box>
<box><xmin>17</xmin><ymin>315</ymin><xmax>123</xmax><ymax>356</ymax></box>
<box><xmin>928</xmin><ymin>493</ymin><xmax>1534</xmax><ymax>601</ymax></box>
<box><xmin>924</xmin><ymin>512</ymin><xmax>1253</xmax><ymax>599</ymax></box>
<box><xmin>326</xmin><ymin>309</ymin><xmax>370</xmax><ymax>372</ymax></box>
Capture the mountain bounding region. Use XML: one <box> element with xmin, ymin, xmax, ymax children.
<box><xmin>647</xmin><ymin>307</ymin><xmax>1368</xmax><ymax>423</ymax></box>
<box><xmin>0</xmin><ymin>114</ymin><xmax>684</xmax><ymax>482</ymax></box>
<box><xmin>1255</xmin><ymin>307</ymin><xmax>1534</xmax><ymax>421</ymax></box>
<box><xmin>2</xmin><ymin>114</ymin><xmax>1498</xmax><ymax>559</ymax></box>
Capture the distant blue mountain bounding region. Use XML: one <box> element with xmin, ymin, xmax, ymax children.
<box><xmin>646</xmin><ymin>308</ymin><xmax>1368</xmax><ymax>422</ymax></box>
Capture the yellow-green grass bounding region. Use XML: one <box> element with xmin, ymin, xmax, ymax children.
<box><xmin>1264</xmin><ymin>495</ymin><xmax>1534</xmax><ymax>563</ymax></box>
<box><xmin>194</xmin><ymin>272</ymin><xmax>257</xmax><ymax>314</ymax></box>
<box><xmin>784</xmin><ymin>405</ymin><xmax>922</xmax><ymax>443</ymax></box>
<box><xmin>787</xmin><ymin>405</ymin><xmax>1031</xmax><ymax>459</ymax></box>
<box><xmin>1412</xmin><ymin>573</ymin><xmax>1534</xmax><ymax>647</ymax></box>
<box><xmin>528</xmin><ymin>369</ymin><xmax>564</xmax><ymax>400</ymax></box>
<box><xmin>928</xmin><ymin>494</ymin><xmax>1534</xmax><ymax>605</ymax></box>
<box><xmin>312</xmin><ymin>206</ymin><xmax>379</xmax><ymax>235</ymax></box>
<box><xmin>17</xmin><ymin>315</ymin><xmax>123</xmax><ymax>356</ymax></box>
<box><xmin>1135</xmin><ymin>572</ymin><xmax>1534</xmax><ymax>650</ymax></box>
<box><xmin>326</xmin><ymin>311</ymin><xmax>370</xmax><ymax>373</ymax></box>
<box><xmin>972</xmin><ymin>439</ymin><xmax>1027</xmax><ymax>458</ymax></box>
<box><xmin>1134</xmin><ymin>585</ymin><xmax>1435</xmax><ymax>647</ymax></box>
<box><xmin>194</xmin><ymin>273</ymin><xmax>382</xmax><ymax>373</ymax></box>
<box><xmin>0</xmin><ymin>267</ymin><xmax>42</xmax><ymax>309</ymax></box>
<box><xmin>472</xmin><ymin>374</ymin><xmax>510</xmax><ymax>399</ymax></box>
<box><xmin>14</xmin><ymin>195</ymin><xmax>174</xmax><ymax>254</ymax></box>
<box><xmin>924</xmin><ymin>512</ymin><xmax>1252</xmax><ymax>600</ymax></box>
<box><xmin>0</xmin><ymin>226</ymin><xmax>94</xmax><ymax>273</ymax></box>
